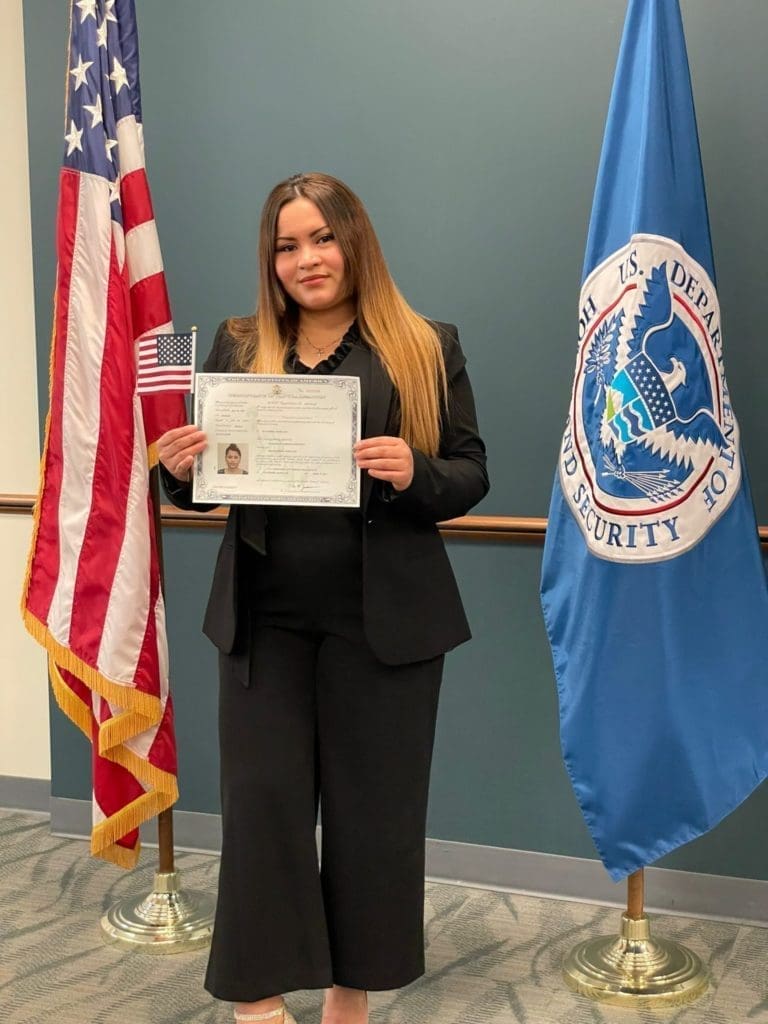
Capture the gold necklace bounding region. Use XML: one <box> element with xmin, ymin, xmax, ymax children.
<box><xmin>301</xmin><ymin>330</ymin><xmax>344</xmax><ymax>355</ymax></box>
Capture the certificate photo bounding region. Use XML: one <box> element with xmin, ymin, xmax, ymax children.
<box><xmin>192</xmin><ymin>373</ymin><xmax>361</xmax><ymax>507</ymax></box>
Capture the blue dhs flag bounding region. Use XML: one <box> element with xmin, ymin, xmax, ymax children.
<box><xmin>540</xmin><ymin>0</ymin><xmax>768</xmax><ymax>881</ymax></box>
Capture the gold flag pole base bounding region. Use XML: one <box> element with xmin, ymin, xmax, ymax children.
<box><xmin>563</xmin><ymin>912</ymin><xmax>709</xmax><ymax>1008</ymax></box>
<box><xmin>100</xmin><ymin>869</ymin><xmax>215</xmax><ymax>954</ymax></box>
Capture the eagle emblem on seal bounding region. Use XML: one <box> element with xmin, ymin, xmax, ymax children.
<box><xmin>584</xmin><ymin>261</ymin><xmax>726</xmax><ymax>502</ymax></box>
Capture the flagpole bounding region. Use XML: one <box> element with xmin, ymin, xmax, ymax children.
<box><xmin>627</xmin><ymin>868</ymin><xmax>643</xmax><ymax>918</ymax></box>
<box><xmin>148</xmin><ymin>464</ymin><xmax>175</xmax><ymax>878</ymax></box>
<box><xmin>157</xmin><ymin>803</ymin><xmax>175</xmax><ymax>875</ymax></box>
<box><xmin>561</xmin><ymin>866</ymin><xmax>708</xmax><ymax>1007</ymax></box>
<box><xmin>100</xmin><ymin>464</ymin><xmax>215</xmax><ymax>952</ymax></box>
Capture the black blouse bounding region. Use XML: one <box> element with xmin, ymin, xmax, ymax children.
<box><xmin>248</xmin><ymin>322</ymin><xmax>366</xmax><ymax>635</ymax></box>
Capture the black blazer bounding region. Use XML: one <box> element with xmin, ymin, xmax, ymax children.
<box><xmin>162</xmin><ymin>320</ymin><xmax>489</xmax><ymax>666</ymax></box>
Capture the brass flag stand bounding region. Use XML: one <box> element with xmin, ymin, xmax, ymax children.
<box><xmin>562</xmin><ymin>869</ymin><xmax>709</xmax><ymax>1007</ymax></box>
<box><xmin>101</xmin><ymin>468</ymin><xmax>215</xmax><ymax>952</ymax></box>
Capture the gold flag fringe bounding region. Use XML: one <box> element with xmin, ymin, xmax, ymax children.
<box><xmin>48</xmin><ymin>661</ymin><xmax>178</xmax><ymax>869</ymax></box>
<box><xmin>49</xmin><ymin>661</ymin><xmax>92</xmax><ymax>739</ymax></box>
<box><xmin>28</xmin><ymin>602</ymin><xmax>179</xmax><ymax>868</ymax></box>
<box><xmin>24</xmin><ymin>610</ymin><xmax>162</xmax><ymax>723</ymax></box>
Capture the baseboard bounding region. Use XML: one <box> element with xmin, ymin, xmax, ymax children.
<box><xmin>425</xmin><ymin>838</ymin><xmax>768</xmax><ymax>928</ymax></box>
<box><xmin>30</xmin><ymin>792</ymin><xmax>767</xmax><ymax>928</ymax></box>
<box><xmin>0</xmin><ymin>775</ymin><xmax>50</xmax><ymax>812</ymax></box>
<box><xmin>48</xmin><ymin>795</ymin><xmax>223</xmax><ymax>853</ymax></box>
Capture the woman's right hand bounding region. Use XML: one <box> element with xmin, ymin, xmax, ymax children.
<box><xmin>157</xmin><ymin>425</ymin><xmax>208</xmax><ymax>482</ymax></box>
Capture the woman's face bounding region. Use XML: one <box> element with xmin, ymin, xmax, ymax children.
<box><xmin>274</xmin><ymin>197</ymin><xmax>349</xmax><ymax>314</ymax></box>
<box><xmin>225</xmin><ymin>448</ymin><xmax>241</xmax><ymax>472</ymax></box>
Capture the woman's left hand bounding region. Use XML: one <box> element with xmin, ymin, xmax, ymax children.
<box><xmin>354</xmin><ymin>436</ymin><xmax>414</xmax><ymax>491</ymax></box>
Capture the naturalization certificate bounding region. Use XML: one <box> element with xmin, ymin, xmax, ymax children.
<box><xmin>192</xmin><ymin>373</ymin><xmax>361</xmax><ymax>507</ymax></box>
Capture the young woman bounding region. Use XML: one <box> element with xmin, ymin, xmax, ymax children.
<box><xmin>158</xmin><ymin>173</ymin><xmax>488</xmax><ymax>1024</ymax></box>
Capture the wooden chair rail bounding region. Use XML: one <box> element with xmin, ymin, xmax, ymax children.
<box><xmin>2</xmin><ymin>493</ymin><xmax>767</xmax><ymax>548</ymax></box>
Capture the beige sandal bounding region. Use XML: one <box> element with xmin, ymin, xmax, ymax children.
<box><xmin>234</xmin><ymin>1004</ymin><xmax>297</xmax><ymax>1023</ymax></box>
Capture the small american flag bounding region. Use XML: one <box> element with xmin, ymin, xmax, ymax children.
<box><xmin>137</xmin><ymin>331</ymin><xmax>196</xmax><ymax>394</ymax></box>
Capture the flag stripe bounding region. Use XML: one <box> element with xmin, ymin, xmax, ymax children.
<box><xmin>47</xmin><ymin>174</ymin><xmax>113</xmax><ymax>647</ymax></box>
<box><xmin>68</xmin><ymin>240</ymin><xmax>139</xmax><ymax>672</ymax></box>
<box><xmin>138</xmin><ymin>321</ymin><xmax>173</xmax><ymax>342</ymax></box>
<box><xmin>120</xmin><ymin>166</ymin><xmax>155</xmax><ymax>234</ymax></box>
<box><xmin>97</xmin><ymin>400</ymin><xmax>153</xmax><ymax>683</ymax></box>
<box><xmin>146</xmin><ymin>695</ymin><xmax>177</xmax><ymax>770</ymax></box>
<box><xmin>115</xmin><ymin>112</ymin><xmax>144</xmax><ymax>175</ymax></box>
<box><xmin>125</xmin><ymin>220</ymin><xmax>165</xmax><ymax>287</ymax></box>
<box><xmin>137</xmin><ymin>364</ymin><xmax>193</xmax><ymax>373</ymax></box>
<box><xmin>131</xmin><ymin>272</ymin><xmax>172</xmax><ymax>339</ymax></box>
<box><xmin>134</xmin><ymin>381</ymin><xmax>193</xmax><ymax>394</ymax></box>
<box><xmin>132</xmin><ymin>503</ymin><xmax>163</xmax><ymax>699</ymax></box>
<box><xmin>136</xmin><ymin>372</ymin><xmax>194</xmax><ymax>381</ymax></box>
<box><xmin>25</xmin><ymin>170</ymin><xmax>81</xmax><ymax>625</ymax></box>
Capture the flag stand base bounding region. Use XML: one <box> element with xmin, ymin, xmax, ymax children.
<box><xmin>100</xmin><ymin>869</ymin><xmax>215</xmax><ymax>953</ymax></box>
<box><xmin>563</xmin><ymin>913</ymin><xmax>708</xmax><ymax>1008</ymax></box>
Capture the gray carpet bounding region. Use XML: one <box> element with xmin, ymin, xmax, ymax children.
<box><xmin>1</xmin><ymin>810</ymin><xmax>766</xmax><ymax>1023</ymax></box>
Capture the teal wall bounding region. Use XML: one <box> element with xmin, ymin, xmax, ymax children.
<box><xmin>24</xmin><ymin>0</ymin><xmax>768</xmax><ymax>880</ymax></box>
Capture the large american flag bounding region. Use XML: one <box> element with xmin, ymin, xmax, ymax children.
<box><xmin>22</xmin><ymin>0</ymin><xmax>186</xmax><ymax>868</ymax></box>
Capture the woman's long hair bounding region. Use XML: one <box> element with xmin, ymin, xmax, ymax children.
<box><xmin>227</xmin><ymin>173</ymin><xmax>447</xmax><ymax>456</ymax></box>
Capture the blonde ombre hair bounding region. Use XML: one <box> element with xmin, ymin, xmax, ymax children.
<box><xmin>227</xmin><ymin>173</ymin><xmax>447</xmax><ymax>457</ymax></box>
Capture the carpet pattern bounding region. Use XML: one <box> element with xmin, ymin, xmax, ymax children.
<box><xmin>1</xmin><ymin>811</ymin><xmax>766</xmax><ymax>1024</ymax></box>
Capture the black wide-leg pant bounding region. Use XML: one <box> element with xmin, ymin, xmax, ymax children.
<box><xmin>204</xmin><ymin>623</ymin><xmax>444</xmax><ymax>1003</ymax></box>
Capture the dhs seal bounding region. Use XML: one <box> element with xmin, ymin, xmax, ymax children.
<box><xmin>561</xmin><ymin>234</ymin><xmax>740</xmax><ymax>563</ymax></box>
